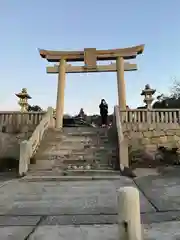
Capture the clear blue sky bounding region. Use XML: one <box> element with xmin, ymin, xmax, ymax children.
<box><xmin>1</xmin><ymin>0</ymin><xmax>180</xmax><ymax>114</ymax></box>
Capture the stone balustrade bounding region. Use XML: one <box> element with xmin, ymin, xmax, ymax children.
<box><xmin>120</xmin><ymin>108</ymin><xmax>180</xmax><ymax>123</ymax></box>
<box><xmin>2</xmin><ymin>108</ymin><xmax>178</xmax><ymax>128</ymax></box>
<box><xmin>0</xmin><ymin>111</ymin><xmax>46</xmax><ymax>132</ymax></box>
<box><xmin>19</xmin><ymin>107</ymin><xmax>54</xmax><ymax>176</ymax></box>
<box><xmin>2</xmin><ymin>107</ymin><xmax>180</xmax><ymax>172</ymax></box>
<box><xmin>114</xmin><ymin>107</ymin><xmax>180</xmax><ymax>167</ymax></box>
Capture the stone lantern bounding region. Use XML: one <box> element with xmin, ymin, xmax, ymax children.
<box><xmin>141</xmin><ymin>84</ymin><xmax>156</xmax><ymax>109</ymax></box>
<box><xmin>15</xmin><ymin>88</ymin><xmax>31</xmax><ymax>112</ymax></box>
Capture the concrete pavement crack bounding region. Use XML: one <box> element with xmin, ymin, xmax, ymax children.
<box><xmin>24</xmin><ymin>216</ymin><xmax>45</xmax><ymax>240</ymax></box>
<box><xmin>133</xmin><ymin>179</ymin><xmax>160</xmax><ymax>212</ymax></box>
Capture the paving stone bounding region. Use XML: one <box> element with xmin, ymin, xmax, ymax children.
<box><xmin>40</xmin><ymin>215</ymin><xmax>117</xmax><ymax>225</ymax></box>
<box><xmin>135</xmin><ymin>175</ymin><xmax>180</xmax><ymax>211</ymax></box>
<box><xmin>1</xmin><ymin>165</ymin><xmax>180</xmax><ymax>239</ymax></box>
<box><xmin>29</xmin><ymin>222</ymin><xmax>180</xmax><ymax>240</ymax></box>
<box><xmin>0</xmin><ymin>226</ymin><xmax>33</xmax><ymax>240</ymax></box>
<box><xmin>40</xmin><ymin>211</ymin><xmax>180</xmax><ymax>225</ymax></box>
<box><xmin>6</xmin><ymin>206</ymin><xmax>119</xmax><ymax>216</ymax></box>
<box><xmin>0</xmin><ymin>179</ymin><xmax>155</xmax><ymax>215</ymax></box>
<box><xmin>0</xmin><ymin>216</ymin><xmax>41</xmax><ymax>226</ymax></box>
<box><xmin>141</xmin><ymin>211</ymin><xmax>180</xmax><ymax>224</ymax></box>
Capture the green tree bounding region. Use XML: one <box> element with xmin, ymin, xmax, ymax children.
<box><xmin>152</xmin><ymin>80</ymin><xmax>180</xmax><ymax>109</ymax></box>
<box><xmin>27</xmin><ymin>105</ymin><xmax>42</xmax><ymax>112</ymax></box>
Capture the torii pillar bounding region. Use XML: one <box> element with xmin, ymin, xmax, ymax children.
<box><xmin>116</xmin><ymin>57</ymin><xmax>126</xmax><ymax>109</ymax></box>
<box><xmin>56</xmin><ymin>59</ymin><xmax>66</xmax><ymax>128</ymax></box>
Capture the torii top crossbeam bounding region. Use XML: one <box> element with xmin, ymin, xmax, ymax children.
<box><xmin>38</xmin><ymin>44</ymin><xmax>144</xmax><ymax>62</ymax></box>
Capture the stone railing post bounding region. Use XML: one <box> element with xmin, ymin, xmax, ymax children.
<box><xmin>178</xmin><ymin>110</ymin><xmax>180</xmax><ymax>123</ymax></box>
<box><xmin>47</xmin><ymin>106</ymin><xmax>54</xmax><ymax>128</ymax></box>
<box><xmin>19</xmin><ymin>140</ymin><xmax>30</xmax><ymax>177</ymax></box>
<box><xmin>147</xmin><ymin>109</ymin><xmax>151</xmax><ymax>124</ymax></box>
<box><xmin>115</xmin><ymin>106</ymin><xmax>129</xmax><ymax>167</ymax></box>
<box><xmin>117</xmin><ymin>186</ymin><xmax>142</xmax><ymax>240</ymax></box>
<box><xmin>119</xmin><ymin>140</ymin><xmax>129</xmax><ymax>167</ymax></box>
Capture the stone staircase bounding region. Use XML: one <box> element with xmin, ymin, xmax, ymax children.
<box><xmin>26</xmin><ymin>127</ymin><xmax>119</xmax><ymax>179</ymax></box>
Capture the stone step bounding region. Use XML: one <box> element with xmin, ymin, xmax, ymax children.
<box><xmin>63</xmin><ymin>127</ymin><xmax>100</xmax><ymax>131</ymax></box>
<box><xmin>65</xmin><ymin>133</ymin><xmax>103</xmax><ymax>137</ymax></box>
<box><xmin>30</xmin><ymin>126</ymin><xmax>115</xmax><ymax>176</ymax></box>
<box><xmin>40</xmin><ymin>143</ymin><xmax>114</xmax><ymax>150</ymax></box>
<box><xmin>47</xmin><ymin>128</ymin><xmax>107</xmax><ymax>136</ymax></box>
<box><xmin>45</xmin><ymin>145</ymin><xmax>89</xmax><ymax>151</ymax></box>
<box><xmin>31</xmin><ymin>161</ymin><xmax>111</xmax><ymax>170</ymax></box>
<box><xmin>42</xmin><ymin>133</ymin><xmax>108</xmax><ymax>140</ymax></box>
<box><xmin>42</xmin><ymin>138</ymin><xmax>100</xmax><ymax>145</ymax></box>
<box><xmin>29</xmin><ymin>160</ymin><xmax>112</xmax><ymax>172</ymax></box>
<box><xmin>21</xmin><ymin>175</ymin><xmax>121</xmax><ymax>182</ymax></box>
<box><xmin>33</xmin><ymin>155</ymin><xmax>110</xmax><ymax>163</ymax></box>
<box><xmin>68</xmin><ymin>150</ymin><xmax>113</xmax><ymax>155</ymax></box>
<box><xmin>29</xmin><ymin>160</ymin><xmax>55</xmax><ymax>170</ymax></box>
<box><xmin>63</xmin><ymin>169</ymin><xmax>119</xmax><ymax>176</ymax></box>
<box><xmin>35</xmin><ymin>151</ymin><xmax>115</xmax><ymax>160</ymax></box>
<box><xmin>27</xmin><ymin>170</ymin><xmax>63</xmax><ymax>176</ymax></box>
<box><xmin>41</xmin><ymin>138</ymin><xmax>63</xmax><ymax>143</ymax></box>
<box><xmin>65</xmin><ymin>155</ymin><xmax>110</xmax><ymax>162</ymax></box>
<box><xmin>41</xmin><ymin>144</ymin><xmax>114</xmax><ymax>152</ymax></box>
<box><xmin>63</xmin><ymin>127</ymin><xmax>99</xmax><ymax>130</ymax></box>
<box><xmin>55</xmin><ymin>159</ymin><xmax>100</xmax><ymax>165</ymax></box>
<box><xmin>35</xmin><ymin>150</ymin><xmax>113</xmax><ymax>158</ymax></box>
<box><xmin>55</xmin><ymin>163</ymin><xmax>111</xmax><ymax>170</ymax></box>
<box><xmin>61</xmin><ymin>159</ymin><xmax>92</xmax><ymax>164</ymax></box>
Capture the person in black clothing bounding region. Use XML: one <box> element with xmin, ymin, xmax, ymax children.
<box><xmin>99</xmin><ymin>99</ymin><xmax>108</xmax><ymax>127</ymax></box>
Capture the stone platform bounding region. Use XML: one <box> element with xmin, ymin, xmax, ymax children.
<box><xmin>0</xmin><ymin>170</ymin><xmax>180</xmax><ymax>239</ymax></box>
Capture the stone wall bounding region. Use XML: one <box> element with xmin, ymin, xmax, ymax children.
<box><xmin>0</xmin><ymin>131</ymin><xmax>33</xmax><ymax>171</ymax></box>
<box><xmin>1</xmin><ymin>124</ymin><xmax>37</xmax><ymax>134</ymax></box>
<box><xmin>122</xmin><ymin>122</ymin><xmax>180</xmax><ymax>165</ymax></box>
<box><xmin>2</xmin><ymin>123</ymin><xmax>37</xmax><ymax>134</ymax></box>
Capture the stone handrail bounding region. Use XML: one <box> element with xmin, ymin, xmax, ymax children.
<box><xmin>120</xmin><ymin>108</ymin><xmax>180</xmax><ymax>123</ymax></box>
<box><xmin>114</xmin><ymin>106</ymin><xmax>129</xmax><ymax>167</ymax></box>
<box><xmin>19</xmin><ymin>107</ymin><xmax>54</xmax><ymax>176</ymax></box>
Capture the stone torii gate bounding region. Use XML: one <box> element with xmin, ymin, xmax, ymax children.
<box><xmin>39</xmin><ymin>45</ymin><xmax>144</xmax><ymax>128</ymax></box>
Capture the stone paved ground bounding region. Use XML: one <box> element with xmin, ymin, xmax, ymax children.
<box><xmin>1</xmin><ymin>170</ymin><xmax>180</xmax><ymax>239</ymax></box>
